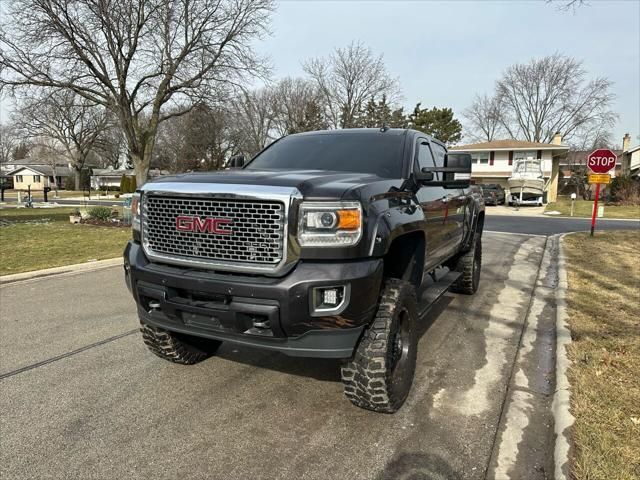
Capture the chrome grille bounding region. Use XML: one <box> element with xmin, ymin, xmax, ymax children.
<box><xmin>142</xmin><ymin>196</ymin><xmax>285</xmax><ymax>266</ymax></box>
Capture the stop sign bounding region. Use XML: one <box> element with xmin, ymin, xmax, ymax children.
<box><xmin>587</xmin><ymin>149</ymin><xmax>617</xmax><ymax>174</ymax></box>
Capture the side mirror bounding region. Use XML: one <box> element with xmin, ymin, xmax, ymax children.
<box><xmin>415</xmin><ymin>168</ymin><xmax>434</xmax><ymax>183</ymax></box>
<box><xmin>443</xmin><ymin>153</ymin><xmax>471</xmax><ymax>188</ymax></box>
<box><xmin>228</xmin><ymin>154</ymin><xmax>245</xmax><ymax>169</ymax></box>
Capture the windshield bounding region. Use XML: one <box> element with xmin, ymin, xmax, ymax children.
<box><xmin>513</xmin><ymin>159</ymin><xmax>541</xmax><ymax>174</ymax></box>
<box><xmin>245</xmin><ymin>133</ymin><xmax>405</xmax><ymax>178</ymax></box>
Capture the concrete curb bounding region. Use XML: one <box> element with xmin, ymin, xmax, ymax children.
<box><xmin>0</xmin><ymin>257</ymin><xmax>122</xmax><ymax>285</ymax></box>
<box><xmin>552</xmin><ymin>233</ymin><xmax>575</xmax><ymax>480</ymax></box>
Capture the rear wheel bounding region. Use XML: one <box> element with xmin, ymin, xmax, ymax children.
<box><xmin>341</xmin><ymin>278</ymin><xmax>418</xmax><ymax>413</ymax></box>
<box><xmin>449</xmin><ymin>235</ymin><xmax>482</xmax><ymax>295</ymax></box>
<box><xmin>140</xmin><ymin>322</ymin><xmax>222</xmax><ymax>365</ymax></box>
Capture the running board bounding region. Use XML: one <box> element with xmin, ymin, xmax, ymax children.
<box><xmin>418</xmin><ymin>270</ymin><xmax>461</xmax><ymax>317</ymax></box>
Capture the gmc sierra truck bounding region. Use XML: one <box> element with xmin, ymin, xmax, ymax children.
<box><xmin>124</xmin><ymin>128</ymin><xmax>485</xmax><ymax>413</ymax></box>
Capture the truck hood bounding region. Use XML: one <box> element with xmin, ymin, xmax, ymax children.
<box><xmin>143</xmin><ymin>169</ymin><xmax>401</xmax><ymax>200</ymax></box>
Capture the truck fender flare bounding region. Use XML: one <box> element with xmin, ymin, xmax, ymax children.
<box><xmin>368</xmin><ymin>208</ymin><xmax>427</xmax><ymax>258</ymax></box>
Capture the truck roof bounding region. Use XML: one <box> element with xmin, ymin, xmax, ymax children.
<box><xmin>289</xmin><ymin>128</ymin><xmax>446</xmax><ymax>148</ymax></box>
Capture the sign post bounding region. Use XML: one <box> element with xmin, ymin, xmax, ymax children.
<box><xmin>587</xmin><ymin>149</ymin><xmax>617</xmax><ymax>237</ymax></box>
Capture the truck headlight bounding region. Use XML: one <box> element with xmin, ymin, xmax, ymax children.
<box><xmin>131</xmin><ymin>193</ymin><xmax>141</xmax><ymax>232</ymax></box>
<box><xmin>298</xmin><ymin>201</ymin><xmax>362</xmax><ymax>247</ymax></box>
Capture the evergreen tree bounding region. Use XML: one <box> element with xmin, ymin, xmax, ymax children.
<box><xmin>408</xmin><ymin>104</ymin><xmax>462</xmax><ymax>144</ymax></box>
<box><xmin>353</xmin><ymin>95</ymin><xmax>407</xmax><ymax>128</ymax></box>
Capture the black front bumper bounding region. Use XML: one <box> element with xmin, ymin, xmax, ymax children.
<box><xmin>124</xmin><ymin>241</ymin><xmax>383</xmax><ymax>358</ymax></box>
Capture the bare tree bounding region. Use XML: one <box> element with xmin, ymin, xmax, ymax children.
<box><xmin>546</xmin><ymin>0</ymin><xmax>588</xmax><ymax>11</ymax></box>
<box><xmin>271</xmin><ymin>77</ymin><xmax>327</xmax><ymax>136</ymax></box>
<box><xmin>154</xmin><ymin>102</ymin><xmax>240</xmax><ymax>172</ymax></box>
<box><xmin>28</xmin><ymin>138</ymin><xmax>66</xmax><ymax>193</ymax></box>
<box><xmin>463</xmin><ymin>94</ymin><xmax>505</xmax><ymax>142</ymax></box>
<box><xmin>0</xmin><ymin>0</ymin><xmax>273</xmax><ymax>185</ymax></box>
<box><xmin>496</xmin><ymin>54</ymin><xmax>616</xmax><ymax>144</ymax></box>
<box><xmin>304</xmin><ymin>41</ymin><xmax>400</xmax><ymax>129</ymax></box>
<box><xmin>15</xmin><ymin>90</ymin><xmax>107</xmax><ymax>189</ymax></box>
<box><xmin>0</xmin><ymin>122</ymin><xmax>18</xmax><ymax>168</ymax></box>
<box><xmin>231</xmin><ymin>88</ymin><xmax>277</xmax><ymax>157</ymax></box>
<box><xmin>94</xmin><ymin>121</ymin><xmax>126</xmax><ymax>169</ymax></box>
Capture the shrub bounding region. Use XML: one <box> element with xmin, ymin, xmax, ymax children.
<box><xmin>610</xmin><ymin>175</ymin><xmax>640</xmax><ymax>205</ymax></box>
<box><xmin>119</xmin><ymin>175</ymin><xmax>137</xmax><ymax>193</ymax></box>
<box><xmin>88</xmin><ymin>206</ymin><xmax>112</xmax><ymax>221</ymax></box>
<box><xmin>65</xmin><ymin>175</ymin><xmax>76</xmax><ymax>191</ymax></box>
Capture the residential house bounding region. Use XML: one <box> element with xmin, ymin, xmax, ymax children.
<box><xmin>91</xmin><ymin>167</ymin><xmax>169</xmax><ymax>190</ymax></box>
<box><xmin>620</xmin><ymin>133</ymin><xmax>640</xmax><ymax>177</ymax></box>
<box><xmin>9</xmin><ymin>165</ymin><xmax>72</xmax><ymax>190</ymax></box>
<box><xmin>1</xmin><ymin>156</ymin><xmax>68</xmax><ymax>175</ymax></box>
<box><xmin>449</xmin><ymin>135</ymin><xmax>569</xmax><ymax>202</ymax></box>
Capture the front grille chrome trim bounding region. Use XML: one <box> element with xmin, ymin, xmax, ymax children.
<box><xmin>140</xmin><ymin>183</ymin><xmax>301</xmax><ymax>275</ymax></box>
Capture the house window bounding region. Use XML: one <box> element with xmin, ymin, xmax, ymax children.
<box><xmin>33</xmin><ymin>175</ymin><xmax>41</xmax><ymax>183</ymax></box>
<box><xmin>16</xmin><ymin>175</ymin><xmax>23</xmax><ymax>182</ymax></box>
<box><xmin>471</xmin><ymin>153</ymin><xmax>490</xmax><ymax>165</ymax></box>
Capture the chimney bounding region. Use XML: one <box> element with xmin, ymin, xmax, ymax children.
<box><xmin>623</xmin><ymin>133</ymin><xmax>631</xmax><ymax>152</ymax></box>
<box><xmin>552</xmin><ymin>131</ymin><xmax>563</xmax><ymax>145</ymax></box>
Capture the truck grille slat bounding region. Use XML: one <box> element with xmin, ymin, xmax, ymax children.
<box><xmin>142</xmin><ymin>196</ymin><xmax>285</xmax><ymax>265</ymax></box>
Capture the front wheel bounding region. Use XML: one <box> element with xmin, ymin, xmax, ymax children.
<box><xmin>449</xmin><ymin>235</ymin><xmax>482</xmax><ymax>295</ymax></box>
<box><xmin>140</xmin><ymin>322</ymin><xmax>222</xmax><ymax>365</ymax></box>
<box><xmin>341</xmin><ymin>278</ymin><xmax>418</xmax><ymax>413</ymax></box>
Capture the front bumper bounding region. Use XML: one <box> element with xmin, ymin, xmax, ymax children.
<box><xmin>124</xmin><ymin>241</ymin><xmax>383</xmax><ymax>358</ymax></box>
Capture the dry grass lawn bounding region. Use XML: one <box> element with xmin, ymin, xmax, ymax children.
<box><xmin>564</xmin><ymin>231</ymin><xmax>640</xmax><ymax>480</ymax></box>
<box><xmin>546</xmin><ymin>199</ymin><xmax>640</xmax><ymax>219</ymax></box>
<box><xmin>0</xmin><ymin>207</ymin><xmax>130</xmax><ymax>275</ymax></box>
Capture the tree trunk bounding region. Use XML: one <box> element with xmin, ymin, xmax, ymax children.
<box><xmin>129</xmin><ymin>125</ymin><xmax>157</xmax><ymax>187</ymax></box>
<box><xmin>132</xmin><ymin>153</ymin><xmax>150</xmax><ymax>187</ymax></box>
<box><xmin>74</xmin><ymin>169</ymin><xmax>80</xmax><ymax>191</ymax></box>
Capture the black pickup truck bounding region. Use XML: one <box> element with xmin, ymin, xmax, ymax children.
<box><xmin>124</xmin><ymin>128</ymin><xmax>485</xmax><ymax>413</ymax></box>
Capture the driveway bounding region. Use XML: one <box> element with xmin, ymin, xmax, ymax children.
<box><xmin>0</xmin><ymin>232</ymin><xmax>555</xmax><ymax>479</ymax></box>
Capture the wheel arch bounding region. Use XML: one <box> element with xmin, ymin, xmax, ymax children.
<box><xmin>382</xmin><ymin>230</ymin><xmax>426</xmax><ymax>290</ymax></box>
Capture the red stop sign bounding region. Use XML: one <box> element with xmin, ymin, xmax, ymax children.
<box><xmin>587</xmin><ymin>149</ymin><xmax>617</xmax><ymax>174</ymax></box>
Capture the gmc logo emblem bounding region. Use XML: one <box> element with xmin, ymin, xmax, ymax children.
<box><xmin>175</xmin><ymin>216</ymin><xmax>232</xmax><ymax>235</ymax></box>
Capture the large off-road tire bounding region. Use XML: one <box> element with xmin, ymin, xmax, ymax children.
<box><xmin>341</xmin><ymin>278</ymin><xmax>418</xmax><ymax>413</ymax></box>
<box><xmin>140</xmin><ymin>322</ymin><xmax>222</xmax><ymax>365</ymax></box>
<box><xmin>449</xmin><ymin>235</ymin><xmax>482</xmax><ymax>295</ymax></box>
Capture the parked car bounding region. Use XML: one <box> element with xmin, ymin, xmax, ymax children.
<box><xmin>479</xmin><ymin>184</ymin><xmax>505</xmax><ymax>205</ymax></box>
<box><xmin>124</xmin><ymin>128</ymin><xmax>485</xmax><ymax>413</ymax></box>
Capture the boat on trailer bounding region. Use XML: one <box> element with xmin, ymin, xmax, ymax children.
<box><xmin>507</xmin><ymin>157</ymin><xmax>545</xmax><ymax>206</ymax></box>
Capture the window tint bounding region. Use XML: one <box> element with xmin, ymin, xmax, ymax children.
<box><xmin>415</xmin><ymin>140</ymin><xmax>435</xmax><ymax>170</ymax></box>
<box><xmin>246</xmin><ymin>133</ymin><xmax>405</xmax><ymax>178</ymax></box>
<box><xmin>431</xmin><ymin>143</ymin><xmax>447</xmax><ymax>168</ymax></box>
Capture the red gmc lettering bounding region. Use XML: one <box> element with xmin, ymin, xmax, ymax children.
<box><xmin>175</xmin><ymin>216</ymin><xmax>232</xmax><ymax>235</ymax></box>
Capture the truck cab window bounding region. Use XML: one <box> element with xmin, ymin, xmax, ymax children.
<box><xmin>416</xmin><ymin>140</ymin><xmax>435</xmax><ymax>168</ymax></box>
<box><xmin>431</xmin><ymin>143</ymin><xmax>448</xmax><ymax>181</ymax></box>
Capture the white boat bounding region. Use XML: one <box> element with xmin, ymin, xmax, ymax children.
<box><xmin>507</xmin><ymin>158</ymin><xmax>545</xmax><ymax>205</ymax></box>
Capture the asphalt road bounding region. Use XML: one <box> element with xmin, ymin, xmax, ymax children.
<box><xmin>0</xmin><ymin>232</ymin><xmax>557</xmax><ymax>479</ymax></box>
<box><xmin>485</xmin><ymin>214</ymin><xmax>639</xmax><ymax>235</ymax></box>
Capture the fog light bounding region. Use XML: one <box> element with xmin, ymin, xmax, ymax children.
<box><xmin>323</xmin><ymin>288</ymin><xmax>339</xmax><ymax>306</ymax></box>
<box><xmin>310</xmin><ymin>285</ymin><xmax>350</xmax><ymax>316</ymax></box>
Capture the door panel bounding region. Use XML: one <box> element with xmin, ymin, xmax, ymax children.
<box><xmin>414</xmin><ymin>139</ymin><xmax>449</xmax><ymax>272</ymax></box>
<box><xmin>430</xmin><ymin>142</ymin><xmax>464</xmax><ymax>258</ymax></box>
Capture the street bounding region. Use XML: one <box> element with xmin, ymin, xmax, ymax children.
<box><xmin>0</xmin><ymin>232</ymin><xmax>558</xmax><ymax>479</ymax></box>
<box><xmin>485</xmin><ymin>214</ymin><xmax>639</xmax><ymax>236</ymax></box>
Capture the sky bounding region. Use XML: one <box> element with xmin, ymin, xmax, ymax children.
<box><xmin>255</xmin><ymin>0</ymin><xmax>640</xmax><ymax>147</ymax></box>
<box><xmin>1</xmin><ymin>0</ymin><xmax>638</xmax><ymax>148</ymax></box>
